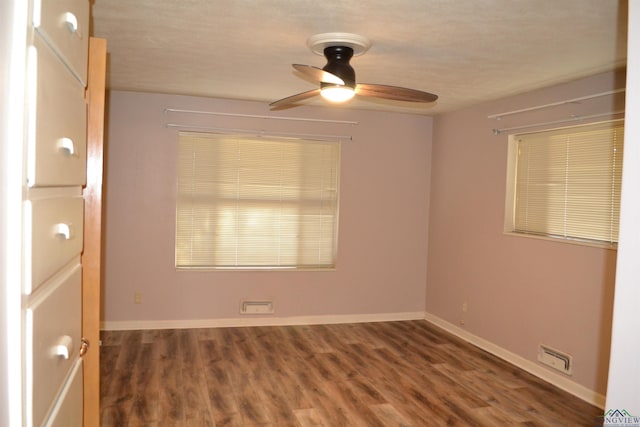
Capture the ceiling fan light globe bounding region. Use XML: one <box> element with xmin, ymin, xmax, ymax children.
<box><xmin>320</xmin><ymin>86</ymin><xmax>355</xmax><ymax>103</ymax></box>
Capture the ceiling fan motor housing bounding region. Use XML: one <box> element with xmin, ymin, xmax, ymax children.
<box><xmin>322</xmin><ymin>46</ymin><xmax>356</xmax><ymax>89</ymax></box>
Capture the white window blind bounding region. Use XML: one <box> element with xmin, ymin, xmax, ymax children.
<box><xmin>512</xmin><ymin>120</ymin><xmax>624</xmax><ymax>245</ymax></box>
<box><xmin>176</xmin><ymin>132</ymin><xmax>341</xmax><ymax>269</ymax></box>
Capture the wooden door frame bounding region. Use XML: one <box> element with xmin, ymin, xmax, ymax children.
<box><xmin>82</xmin><ymin>36</ymin><xmax>107</xmax><ymax>427</ymax></box>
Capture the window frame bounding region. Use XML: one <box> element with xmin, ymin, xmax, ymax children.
<box><xmin>503</xmin><ymin>119</ymin><xmax>623</xmax><ymax>250</ymax></box>
<box><xmin>175</xmin><ymin>132</ymin><xmax>342</xmax><ymax>270</ymax></box>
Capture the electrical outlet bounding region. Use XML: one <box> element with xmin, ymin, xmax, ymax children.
<box><xmin>134</xmin><ymin>292</ymin><xmax>142</xmax><ymax>304</ymax></box>
<box><xmin>462</xmin><ymin>302</ymin><xmax>468</xmax><ymax>313</ymax></box>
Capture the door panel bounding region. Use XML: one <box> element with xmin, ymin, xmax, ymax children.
<box><xmin>24</xmin><ymin>195</ymin><xmax>84</xmax><ymax>294</ymax></box>
<box><xmin>25</xmin><ymin>263</ymin><xmax>82</xmax><ymax>427</ymax></box>
<box><xmin>28</xmin><ymin>35</ymin><xmax>87</xmax><ymax>188</ymax></box>
<box><xmin>82</xmin><ymin>36</ymin><xmax>108</xmax><ymax>427</ymax></box>
<box><xmin>44</xmin><ymin>358</ymin><xmax>83</xmax><ymax>427</ymax></box>
<box><xmin>33</xmin><ymin>0</ymin><xmax>90</xmax><ymax>84</ymax></box>
<box><xmin>22</xmin><ymin>2</ymin><xmax>103</xmax><ymax>426</ymax></box>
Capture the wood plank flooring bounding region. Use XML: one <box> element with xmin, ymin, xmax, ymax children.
<box><xmin>100</xmin><ymin>320</ymin><xmax>602</xmax><ymax>426</ymax></box>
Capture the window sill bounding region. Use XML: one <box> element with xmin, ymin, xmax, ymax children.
<box><xmin>176</xmin><ymin>266</ymin><xmax>337</xmax><ymax>272</ymax></box>
<box><xmin>503</xmin><ymin>231</ymin><xmax>617</xmax><ymax>251</ymax></box>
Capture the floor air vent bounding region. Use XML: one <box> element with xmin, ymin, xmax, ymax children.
<box><xmin>538</xmin><ymin>344</ymin><xmax>572</xmax><ymax>375</ymax></box>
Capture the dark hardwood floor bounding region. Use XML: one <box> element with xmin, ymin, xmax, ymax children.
<box><xmin>100</xmin><ymin>320</ymin><xmax>602</xmax><ymax>426</ymax></box>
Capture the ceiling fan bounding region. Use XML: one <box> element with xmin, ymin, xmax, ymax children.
<box><xmin>270</xmin><ymin>33</ymin><xmax>438</xmax><ymax>109</ymax></box>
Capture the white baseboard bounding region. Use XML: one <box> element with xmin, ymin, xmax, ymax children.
<box><xmin>100</xmin><ymin>311</ymin><xmax>425</xmax><ymax>332</ymax></box>
<box><xmin>423</xmin><ymin>312</ymin><xmax>606</xmax><ymax>409</ymax></box>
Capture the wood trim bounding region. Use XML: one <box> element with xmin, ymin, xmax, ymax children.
<box><xmin>100</xmin><ymin>311</ymin><xmax>426</xmax><ymax>331</ymax></box>
<box><xmin>82</xmin><ymin>36</ymin><xmax>107</xmax><ymax>427</ymax></box>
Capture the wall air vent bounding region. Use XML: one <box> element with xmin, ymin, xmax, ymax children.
<box><xmin>538</xmin><ymin>344</ymin><xmax>573</xmax><ymax>375</ymax></box>
<box><xmin>240</xmin><ymin>300</ymin><xmax>274</xmax><ymax>315</ymax></box>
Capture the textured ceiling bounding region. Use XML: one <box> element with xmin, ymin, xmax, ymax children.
<box><xmin>91</xmin><ymin>0</ymin><xmax>628</xmax><ymax>115</ymax></box>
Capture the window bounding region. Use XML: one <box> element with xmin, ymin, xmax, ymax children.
<box><xmin>505</xmin><ymin>120</ymin><xmax>624</xmax><ymax>247</ymax></box>
<box><xmin>176</xmin><ymin>132</ymin><xmax>341</xmax><ymax>269</ymax></box>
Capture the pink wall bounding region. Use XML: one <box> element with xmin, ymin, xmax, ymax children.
<box><xmin>427</xmin><ymin>70</ymin><xmax>625</xmax><ymax>396</ymax></box>
<box><xmin>102</xmin><ymin>92</ymin><xmax>433</xmax><ymax>323</ymax></box>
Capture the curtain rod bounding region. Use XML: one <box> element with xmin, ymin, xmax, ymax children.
<box><xmin>492</xmin><ymin>111</ymin><xmax>625</xmax><ymax>135</ymax></box>
<box><xmin>488</xmin><ymin>88</ymin><xmax>625</xmax><ymax>120</ymax></box>
<box><xmin>165</xmin><ymin>123</ymin><xmax>352</xmax><ymax>142</ymax></box>
<box><xmin>164</xmin><ymin>108</ymin><xmax>358</xmax><ymax>126</ymax></box>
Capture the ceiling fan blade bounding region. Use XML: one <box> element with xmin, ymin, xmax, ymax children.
<box><xmin>356</xmin><ymin>83</ymin><xmax>438</xmax><ymax>103</ymax></box>
<box><xmin>270</xmin><ymin>89</ymin><xmax>321</xmax><ymax>109</ymax></box>
<box><xmin>292</xmin><ymin>64</ymin><xmax>345</xmax><ymax>85</ymax></box>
